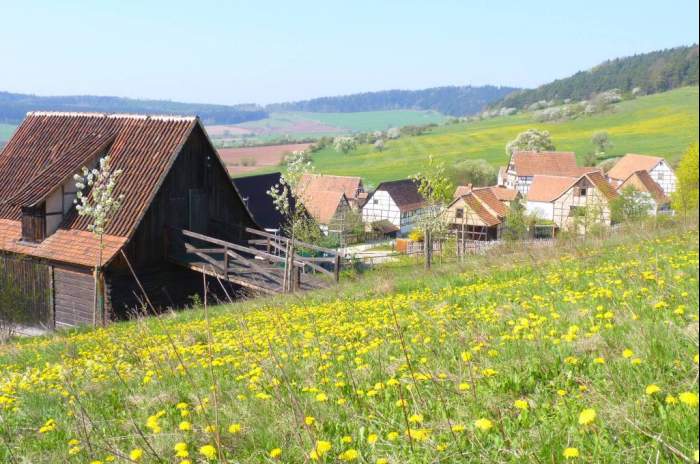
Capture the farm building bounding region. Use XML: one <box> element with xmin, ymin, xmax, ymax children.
<box><xmin>298</xmin><ymin>187</ymin><xmax>352</xmax><ymax>236</ymax></box>
<box><xmin>525</xmin><ymin>172</ymin><xmax>618</xmax><ymax>232</ymax></box>
<box><xmin>616</xmin><ymin>170</ymin><xmax>672</xmax><ymax>215</ymax></box>
<box><xmin>0</xmin><ymin>112</ymin><xmax>257</xmax><ymax>329</ymax></box>
<box><xmin>300</xmin><ymin>174</ymin><xmax>367</xmax><ymax>209</ymax></box>
<box><xmin>362</xmin><ymin>179</ymin><xmax>427</xmax><ymax>236</ymax></box>
<box><xmin>607</xmin><ymin>154</ymin><xmax>676</xmax><ymax>195</ymax></box>
<box><xmin>233</xmin><ymin>172</ymin><xmax>296</xmax><ymax>234</ymax></box>
<box><xmin>501</xmin><ymin>151</ymin><xmax>598</xmax><ymax>195</ymax></box>
<box><xmin>446</xmin><ymin>189</ymin><xmax>507</xmax><ymax>241</ymax></box>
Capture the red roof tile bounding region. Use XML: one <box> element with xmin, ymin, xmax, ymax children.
<box><xmin>511</xmin><ymin>151</ymin><xmax>598</xmax><ymax>177</ymax></box>
<box><xmin>607</xmin><ymin>154</ymin><xmax>664</xmax><ymax>181</ymax></box>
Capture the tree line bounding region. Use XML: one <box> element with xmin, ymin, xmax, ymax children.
<box><xmin>0</xmin><ymin>91</ymin><xmax>268</xmax><ymax>125</ymax></box>
<box><xmin>494</xmin><ymin>45</ymin><xmax>699</xmax><ymax>110</ymax></box>
<box><xmin>266</xmin><ymin>85</ymin><xmax>519</xmax><ymax>116</ymax></box>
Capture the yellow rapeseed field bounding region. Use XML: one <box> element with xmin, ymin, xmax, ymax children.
<box><xmin>0</xmin><ymin>228</ymin><xmax>698</xmax><ymax>463</ymax></box>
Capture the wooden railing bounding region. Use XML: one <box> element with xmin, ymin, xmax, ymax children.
<box><xmin>166</xmin><ymin>227</ymin><xmax>341</xmax><ymax>294</ymax></box>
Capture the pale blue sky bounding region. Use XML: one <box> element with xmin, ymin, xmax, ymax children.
<box><xmin>0</xmin><ymin>0</ymin><xmax>697</xmax><ymax>105</ymax></box>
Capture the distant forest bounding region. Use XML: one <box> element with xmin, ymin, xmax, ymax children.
<box><xmin>495</xmin><ymin>45</ymin><xmax>699</xmax><ymax>109</ymax></box>
<box><xmin>266</xmin><ymin>85</ymin><xmax>519</xmax><ymax>116</ymax></box>
<box><xmin>0</xmin><ymin>92</ymin><xmax>268</xmax><ymax>125</ymax></box>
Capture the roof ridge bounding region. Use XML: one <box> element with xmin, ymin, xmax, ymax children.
<box><xmin>27</xmin><ymin>111</ymin><xmax>197</xmax><ymax>122</ymax></box>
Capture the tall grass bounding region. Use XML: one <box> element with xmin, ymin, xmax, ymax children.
<box><xmin>0</xmin><ymin>222</ymin><xmax>698</xmax><ymax>463</ymax></box>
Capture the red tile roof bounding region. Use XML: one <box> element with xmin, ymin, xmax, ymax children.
<box><xmin>619</xmin><ymin>170</ymin><xmax>669</xmax><ymax>204</ymax></box>
<box><xmin>463</xmin><ymin>194</ymin><xmax>501</xmax><ymax>227</ymax></box>
<box><xmin>586</xmin><ymin>171</ymin><xmax>618</xmax><ymax>201</ymax></box>
<box><xmin>300</xmin><ymin>173</ymin><xmax>363</xmax><ymax>200</ymax></box>
<box><xmin>299</xmin><ymin>189</ymin><xmax>348</xmax><ymax>225</ymax></box>
<box><xmin>0</xmin><ymin>219</ymin><xmax>127</xmax><ymax>267</ymax></box>
<box><xmin>472</xmin><ymin>187</ymin><xmax>508</xmax><ymax>217</ymax></box>
<box><xmin>0</xmin><ymin>112</ymin><xmax>196</xmax><ymax>238</ymax></box>
<box><xmin>526</xmin><ymin>175</ymin><xmax>578</xmax><ymax>202</ymax></box>
<box><xmin>511</xmin><ymin>151</ymin><xmax>598</xmax><ymax>177</ymax></box>
<box><xmin>488</xmin><ymin>186</ymin><xmax>520</xmax><ymax>202</ymax></box>
<box><xmin>454</xmin><ymin>185</ymin><xmax>473</xmax><ymax>198</ymax></box>
<box><xmin>607</xmin><ymin>154</ymin><xmax>664</xmax><ymax>181</ymax></box>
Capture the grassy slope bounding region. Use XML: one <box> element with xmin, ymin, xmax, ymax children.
<box><xmin>237</xmin><ymin>110</ymin><xmax>447</xmax><ymax>133</ymax></box>
<box><xmin>1</xmin><ymin>224</ymin><xmax>698</xmax><ymax>463</ymax></box>
<box><xmin>309</xmin><ymin>87</ymin><xmax>699</xmax><ymax>185</ymax></box>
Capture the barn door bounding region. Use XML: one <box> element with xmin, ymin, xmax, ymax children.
<box><xmin>188</xmin><ymin>189</ymin><xmax>209</xmax><ymax>233</ymax></box>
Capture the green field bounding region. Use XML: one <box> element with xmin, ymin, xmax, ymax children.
<box><xmin>305</xmin><ymin>87</ymin><xmax>699</xmax><ymax>185</ymax></box>
<box><xmin>0</xmin><ymin>123</ymin><xmax>17</xmax><ymax>142</ymax></box>
<box><xmin>236</xmin><ymin>110</ymin><xmax>447</xmax><ymax>134</ymax></box>
<box><xmin>1</xmin><ymin>223</ymin><xmax>698</xmax><ymax>462</ymax></box>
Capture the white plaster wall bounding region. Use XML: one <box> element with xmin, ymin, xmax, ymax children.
<box><xmin>362</xmin><ymin>191</ymin><xmax>400</xmax><ymax>228</ymax></box>
<box><xmin>525</xmin><ymin>201</ymin><xmax>553</xmax><ymax>220</ymax></box>
<box><xmin>650</xmin><ymin>161</ymin><xmax>676</xmax><ymax>195</ymax></box>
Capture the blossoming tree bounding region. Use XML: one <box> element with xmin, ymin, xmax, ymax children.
<box><xmin>74</xmin><ymin>155</ymin><xmax>124</xmax><ymax>325</ymax></box>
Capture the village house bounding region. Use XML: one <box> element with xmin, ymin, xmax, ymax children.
<box><xmin>299</xmin><ymin>173</ymin><xmax>367</xmax><ymax>209</ymax></box>
<box><xmin>0</xmin><ymin>112</ymin><xmax>257</xmax><ymax>328</ymax></box>
<box><xmin>362</xmin><ymin>179</ymin><xmax>426</xmax><ymax>235</ymax></box>
<box><xmin>298</xmin><ymin>187</ymin><xmax>352</xmax><ymax>236</ymax></box>
<box><xmin>446</xmin><ymin>187</ymin><xmax>511</xmax><ymax>241</ymax></box>
<box><xmin>501</xmin><ymin>151</ymin><xmax>599</xmax><ymax>195</ymax></box>
<box><xmin>607</xmin><ymin>153</ymin><xmax>676</xmax><ymax>195</ymax></box>
<box><xmin>616</xmin><ymin>169</ymin><xmax>672</xmax><ymax>215</ymax></box>
<box><xmin>525</xmin><ymin>171</ymin><xmax>618</xmax><ymax>232</ymax></box>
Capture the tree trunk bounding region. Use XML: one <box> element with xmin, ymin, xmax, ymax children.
<box><xmin>424</xmin><ymin>227</ymin><xmax>432</xmax><ymax>270</ymax></box>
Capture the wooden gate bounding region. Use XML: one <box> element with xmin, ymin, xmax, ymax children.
<box><xmin>0</xmin><ymin>254</ymin><xmax>53</xmax><ymax>329</ymax></box>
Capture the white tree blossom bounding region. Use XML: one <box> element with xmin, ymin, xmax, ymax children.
<box><xmin>74</xmin><ymin>155</ymin><xmax>124</xmax><ymax>236</ymax></box>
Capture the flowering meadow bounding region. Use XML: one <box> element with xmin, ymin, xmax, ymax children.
<box><xmin>0</xmin><ymin>228</ymin><xmax>698</xmax><ymax>463</ymax></box>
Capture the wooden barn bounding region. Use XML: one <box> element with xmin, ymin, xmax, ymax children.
<box><xmin>0</xmin><ymin>112</ymin><xmax>257</xmax><ymax>328</ymax></box>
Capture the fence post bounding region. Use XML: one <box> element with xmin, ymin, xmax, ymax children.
<box><xmin>223</xmin><ymin>246</ymin><xmax>229</xmax><ymax>279</ymax></box>
<box><xmin>334</xmin><ymin>254</ymin><xmax>341</xmax><ymax>283</ymax></box>
<box><xmin>424</xmin><ymin>228</ymin><xmax>432</xmax><ymax>270</ymax></box>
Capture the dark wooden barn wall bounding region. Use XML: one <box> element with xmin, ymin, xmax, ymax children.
<box><xmin>0</xmin><ymin>253</ymin><xmax>53</xmax><ymax>328</ymax></box>
<box><xmin>53</xmin><ymin>265</ymin><xmax>95</xmax><ymax>327</ymax></box>
<box><xmin>106</xmin><ymin>124</ymin><xmax>255</xmax><ymax>318</ymax></box>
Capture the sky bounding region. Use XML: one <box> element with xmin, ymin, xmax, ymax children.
<box><xmin>0</xmin><ymin>0</ymin><xmax>698</xmax><ymax>105</ymax></box>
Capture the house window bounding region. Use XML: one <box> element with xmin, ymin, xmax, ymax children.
<box><xmin>373</xmin><ymin>199</ymin><xmax>379</xmax><ymax>205</ymax></box>
<box><xmin>455</xmin><ymin>208</ymin><xmax>464</xmax><ymax>219</ymax></box>
<box><xmin>575</xmin><ymin>187</ymin><xmax>587</xmax><ymax>197</ymax></box>
<box><xmin>657</xmin><ymin>171</ymin><xmax>665</xmax><ymax>181</ymax></box>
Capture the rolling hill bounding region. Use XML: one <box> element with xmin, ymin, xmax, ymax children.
<box><xmin>267</xmin><ymin>85</ymin><xmax>519</xmax><ymax>116</ymax></box>
<box><xmin>495</xmin><ymin>45</ymin><xmax>698</xmax><ymax>110</ymax></box>
<box><xmin>293</xmin><ymin>86</ymin><xmax>699</xmax><ymax>185</ymax></box>
<box><xmin>0</xmin><ymin>91</ymin><xmax>268</xmax><ymax>125</ymax></box>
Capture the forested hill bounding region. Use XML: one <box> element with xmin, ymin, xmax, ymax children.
<box><xmin>495</xmin><ymin>45</ymin><xmax>699</xmax><ymax>109</ymax></box>
<box><xmin>266</xmin><ymin>85</ymin><xmax>519</xmax><ymax>116</ymax></box>
<box><xmin>0</xmin><ymin>92</ymin><xmax>268</xmax><ymax>125</ymax></box>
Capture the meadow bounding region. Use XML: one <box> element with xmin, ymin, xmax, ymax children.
<box><xmin>308</xmin><ymin>87</ymin><xmax>699</xmax><ymax>185</ymax></box>
<box><xmin>0</xmin><ymin>123</ymin><xmax>16</xmax><ymax>143</ymax></box>
<box><xmin>0</xmin><ymin>223</ymin><xmax>698</xmax><ymax>463</ymax></box>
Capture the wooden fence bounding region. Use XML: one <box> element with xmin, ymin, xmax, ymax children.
<box><xmin>0</xmin><ymin>254</ymin><xmax>53</xmax><ymax>329</ymax></box>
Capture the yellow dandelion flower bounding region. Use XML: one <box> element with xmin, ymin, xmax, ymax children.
<box><xmin>228</xmin><ymin>423</ymin><xmax>242</xmax><ymax>434</ymax></box>
<box><xmin>451</xmin><ymin>423</ymin><xmax>466</xmax><ymax>432</ymax></box>
<box><xmin>269</xmin><ymin>448</ymin><xmax>282</xmax><ymax>458</ymax></box>
<box><xmin>305</xmin><ymin>416</ymin><xmax>315</xmax><ymax>426</ymax></box>
<box><xmin>679</xmin><ymin>392</ymin><xmax>699</xmax><ymax>407</ymax></box>
<box><xmin>578</xmin><ymin>408</ymin><xmax>596</xmax><ymax>426</ymax></box>
<box><xmin>386</xmin><ymin>431</ymin><xmax>399</xmax><ymax>441</ymax></box>
<box><xmin>179</xmin><ymin>421</ymin><xmax>192</xmax><ymax>431</ymax></box>
<box><xmin>408</xmin><ymin>413</ymin><xmax>423</xmax><ymax>424</ymax></box>
<box><xmin>199</xmin><ymin>444</ymin><xmax>216</xmax><ymax>460</ymax></box>
<box><xmin>622</xmin><ymin>349</ymin><xmax>634</xmax><ymax>359</ymax></box>
<box><xmin>514</xmin><ymin>399</ymin><xmax>529</xmax><ymax>410</ymax></box>
<box><xmin>341</xmin><ymin>435</ymin><xmax>352</xmax><ymax>444</ymax></box>
<box><xmin>367</xmin><ymin>433</ymin><xmax>378</xmax><ymax>444</ymax></box>
<box><xmin>474</xmin><ymin>418</ymin><xmax>493</xmax><ymax>432</ymax></box>
<box><xmin>563</xmin><ymin>447</ymin><xmax>580</xmax><ymax>459</ymax></box>
<box><xmin>645</xmin><ymin>384</ymin><xmax>661</xmax><ymax>396</ymax></box>
<box><xmin>339</xmin><ymin>449</ymin><xmax>359</xmax><ymax>461</ymax></box>
<box><xmin>129</xmin><ymin>449</ymin><xmax>143</xmax><ymax>461</ymax></box>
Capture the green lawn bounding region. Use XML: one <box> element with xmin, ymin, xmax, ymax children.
<box><xmin>0</xmin><ymin>222</ymin><xmax>698</xmax><ymax>463</ymax></box>
<box><xmin>307</xmin><ymin>87</ymin><xmax>699</xmax><ymax>185</ymax></box>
